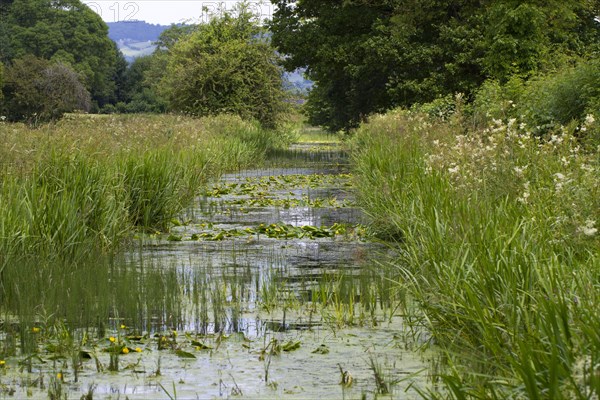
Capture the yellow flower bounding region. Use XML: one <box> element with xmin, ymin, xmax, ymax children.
<box><xmin>121</xmin><ymin>347</ymin><xmax>129</xmax><ymax>354</ymax></box>
<box><xmin>109</xmin><ymin>336</ymin><xmax>116</xmax><ymax>343</ymax></box>
<box><xmin>32</xmin><ymin>327</ymin><xmax>41</xmax><ymax>333</ymax></box>
<box><xmin>0</xmin><ymin>360</ymin><xmax>6</xmax><ymax>367</ymax></box>
<box><xmin>120</xmin><ymin>324</ymin><xmax>126</xmax><ymax>329</ymax></box>
<box><xmin>135</xmin><ymin>347</ymin><xmax>142</xmax><ymax>353</ymax></box>
<box><xmin>57</xmin><ymin>372</ymin><xmax>62</xmax><ymax>380</ymax></box>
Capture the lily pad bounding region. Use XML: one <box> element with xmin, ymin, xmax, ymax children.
<box><xmin>175</xmin><ymin>350</ymin><xmax>197</xmax><ymax>359</ymax></box>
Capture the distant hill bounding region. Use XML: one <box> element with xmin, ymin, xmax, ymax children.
<box><xmin>107</xmin><ymin>20</ymin><xmax>312</xmax><ymax>93</ymax></box>
<box><xmin>107</xmin><ymin>20</ymin><xmax>168</xmax><ymax>43</ymax></box>
<box><xmin>107</xmin><ymin>21</ymin><xmax>169</xmax><ymax>62</ymax></box>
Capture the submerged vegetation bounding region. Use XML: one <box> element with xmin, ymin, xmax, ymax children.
<box><xmin>0</xmin><ymin>0</ymin><xmax>598</xmax><ymax>397</ymax></box>
<box><xmin>351</xmin><ymin>105</ymin><xmax>599</xmax><ymax>398</ymax></box>
<box><xmin>0</xmin><ymin>128</ymin><xmax>424</xmax><ymax>398</ymax></box>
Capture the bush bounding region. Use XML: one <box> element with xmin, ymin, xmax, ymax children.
<box><xmin>473</xmin><ymin>59</ymin><xmax>600</xmax><ymax>144</ymax></box>
<box><xmin>2</xmin><ymin>55</ymin><xmax>90</xmax><ymax>123</ymax></box>
<box><xmin>160</xmin><ymin>8</ymin><xmax>287</xmax><ymax>128</ymax></box>
<box><xmin>520</xmin><ymin>59</ymin><xmax>600</xmax><ymax>132</ymax></box>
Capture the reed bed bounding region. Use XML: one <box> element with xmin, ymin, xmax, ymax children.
<box><xmin>0</xmin><ymin>113</ymin><xmax>291</xmax><ymax>269</ymax></box>
<box><xmin>351</xmin><ymin>109</ymin><xmax>599</xmax><ymax>398</ymax></box>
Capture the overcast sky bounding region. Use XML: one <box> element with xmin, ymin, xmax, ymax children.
<box><xmin>83</xmin><ymin>0</ymin><xmax>274</xmax><ymax>25</ymax></box>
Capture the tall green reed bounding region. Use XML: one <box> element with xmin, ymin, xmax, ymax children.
<box><xmin>351</xmin><ymin>110</ymin><xmax>599</xmax><ymax>398</ymax></box>
<box><xmin>0</xmin><ymin>113</ymin><xmax>293</xmax><ymax>346</ymax></box>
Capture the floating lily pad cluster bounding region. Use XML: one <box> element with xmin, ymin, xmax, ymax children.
<box><xmin>167</xmin><ymin>222</ymin><xmax>368</xmax><ymax>241</ymax></box>
<box><xmin>204</xmin><ymin>173</ymin><xmax>354</xmax><ymax>198</ymax></box>
<box><xmin>208</xmin><ymin>195</ymin><xmax>354</xmax><ymax>210</ymax></box>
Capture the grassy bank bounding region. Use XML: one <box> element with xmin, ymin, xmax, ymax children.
<box><xmin>351</xmin><ymin>110</ymin><xmax>599</xmax><ymax>398</ymax></box>
<box><xmin>0</xmin><ymin>114</ymin><xmax>293</xmax><ymax>268</ymax></box>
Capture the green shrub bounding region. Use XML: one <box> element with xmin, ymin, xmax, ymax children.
<box><xmin>2</xmin><ymin>55</ymin><xmax>91</xmax><ymax>123</ymax></box>
<box><xmin>160</xmin><ymin>9</ymin><xmax>287</xmax><ymax>128</ymax></box>
<box><xmin>473</xmin><ymin>59</ymin><xmax>600</xmax><ymax>145</ymax></box>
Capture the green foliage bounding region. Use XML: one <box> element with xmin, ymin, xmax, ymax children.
<box><xmin>0</xmin><ymin>114</ymin><xmax>287</xmax><ymax>268</ymax></box>
<box><xmin>161</xmin><ymin>9</ymin><xmax>287</xmax><ymax>128</ymax></box>
<box><xmin>270</xmin><ymin>0</ymin><xmax>600</xmax><ymax>131</ymax></box>
<box><xmin>2</xmin><ymin>55</ymin><xmax>91</xmax><ymax>123</ymax></box>
<box><xmin>0</xmin><ymin>62</ymin><xmax>4</xmax><ymax>103</ymax></box>
<box><xmin>351</xmin><ymin>110</ymin><xmax>600</xmax><ymax>398</ymax></box>
<box><xmin>3</xmin><ymin>0</ymin><xmax>121</xmax><ymax>105</ymax></box>
<box><xmin>270</xmin><ymin>1</ymin><xmax>401</xmax><ymax>131</ymax></box>
<box><xmin>473</xmin><ymin>59</ymin><xmax>600</xmax><ymax>142</ymax></box>
<box><xmin>116</xmin><ymin>55</ymin><xmax>167</xmax><ymax>113</ymax></box>
<box><xmin>520</xmin><ymin>60</ymin><xmax>600</xmax><ymax>130</ymax></box>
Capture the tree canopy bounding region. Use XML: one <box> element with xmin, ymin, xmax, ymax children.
<box><xmin>160</xmin><ymin>9</ymin><xmax>286</xmax><ymax>127</ymax></box>
<box><xmin>270</xmin><ymin>0</ymin><xmax>600</xmax><ymax>131</ymax></box>
<box><xmin>2</xmin><ymin>55</ymin><xmax>91</xmax><ymax>123</ymax></box>
<box><xmin>1</xmin><ymin>0</ymin><xmax>122</xmax><ymax>107</ymax></box>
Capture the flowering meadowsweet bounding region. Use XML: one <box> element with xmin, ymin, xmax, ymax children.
<box><xmin>448</xmin><ymin>165</ymin><xmax>460</xmax><ymax>174</ymax></box>
<box><xmin>513</xmin><ymin>166</ymin><xmax>527</xmax><ymax>176</ymax></box>
<box><xmin>578</xmin><ymin>220</ymin><xmax>598</xmax><ymax>237</ymax></box>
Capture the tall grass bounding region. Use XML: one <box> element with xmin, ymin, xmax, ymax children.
<box><xmin>351</xmin><ymin>109</ymin><xmax>599</xmax><ymax>398</ymax></box>
<box><xmin>0</xmin><ymin>113</ymin><xmax>290</xmax><ymax>270</ymax></box>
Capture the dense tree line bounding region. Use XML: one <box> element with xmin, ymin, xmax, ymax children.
<box><xmin>269</xmin><ymin>0</ymin><xmax>600</xmax><ymax>131</ymax></box>
<box><xmin>0</xmin><ymin>2</ymin><xmax>286</xmax><ymax>126</ymax></box>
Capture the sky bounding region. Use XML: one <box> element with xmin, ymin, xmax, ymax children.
<box><xmin>82</xmin><ymin>0</ymin><xmax>274</xmax><ymax>25</ymax></box>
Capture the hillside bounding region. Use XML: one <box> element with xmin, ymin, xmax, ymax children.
<box><xmin>107</xmin><ymin>21</ymin><xmax>169</xmax><ymax>62</ymax></box>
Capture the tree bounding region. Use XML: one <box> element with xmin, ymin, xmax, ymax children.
<box><xmin>116</xmin><ymin>55</ymin><xmax>167</xmax><ymax>113</ymax></box>
<box><xmin>269</xmin><ymin>0</ymin><xmax>600</xmax><ymax>131</ymax></box>
<box><xmin>3</xmin><ymin>0</ymin><xmax>120</xmax><ymax>106</ymax></box>
<box><xmin>2</xmin><ymin>55</ymin><xmax>91</xmax><ymax>123</ymax></box>
<box><xmin>160</xmin><ymin>9</ymin><xmax>286</xmax><ymax>127</ymax></box>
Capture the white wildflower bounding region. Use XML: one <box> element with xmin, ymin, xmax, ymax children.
<box><xmin>584</xmin><ymin>114</ymin><xmax>595</xmax><ymax>126</ymax></box>
<box><xmin>448</xmin><ymin>165</ymin><xmax>460</xmax><ymax>174</ymax></box>
<box><xmin>550</xmin><ymin>135</ymin><xmax>563</xmax><ymax>145</ymax></box>
<box><xmin>577</xmin><ymin>220</ymin><xmax>598</xmax><ymax>237</ymax></box>
<box><xmin>514</xmin><ymin>165</ymin><xmax>527</xmax><ymax>176</ymax></box>
<box><xmin>518</xmin><ymin>182</ymin><xmax>530</xmax><ymax>204</ymax></box>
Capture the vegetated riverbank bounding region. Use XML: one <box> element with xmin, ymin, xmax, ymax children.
<box><xmin>0</xmin><ymin>114</ymin><xmax>294</xmax><ymax>319</ymax></box>
<box><xmin>0</xmin><ymin>114</ymin><xmax>293</xmax><ymax>264</ymax></box>
<box><xmin>0</xmin><ymin>127</ymin><xmax>429</xmax><ymax>399</ymax></box>
<box><xmin>351</xmin><ymin>108</ymin><xmax>599</xmax><ymax>398</ymax></box>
